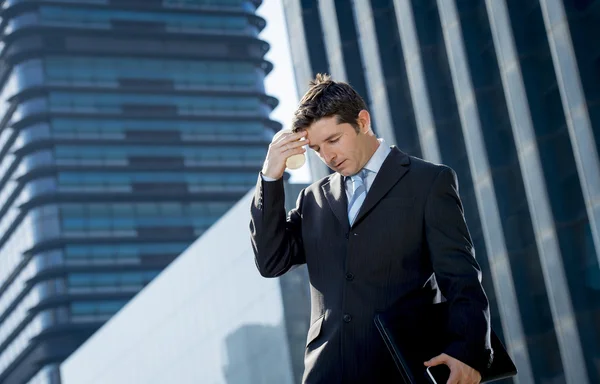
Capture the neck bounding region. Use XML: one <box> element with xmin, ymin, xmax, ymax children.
<box><xmin>360</xmin><ymin>137</ymin><xmax>380</xmax><ymax>169</ymax></box>
<box><xmin>367</xmin><ymin>136</ymin><xmax>380</xmax><ymax>157</ymax></box>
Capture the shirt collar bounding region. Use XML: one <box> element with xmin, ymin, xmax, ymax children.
<box><xmin>345</xmin><ymin>138</ymin><xmax>391</xmax><ymax>182</ymax></box>
<box><xmin>362</xmin><ymin>138</ymin><xmax>390</xmax><ymax>175</ymax></box>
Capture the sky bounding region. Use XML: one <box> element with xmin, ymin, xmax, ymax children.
<box><xmin>256</xmin><ymin>0</ymin><xmax>312</xmax><ymax>184</ymax></box>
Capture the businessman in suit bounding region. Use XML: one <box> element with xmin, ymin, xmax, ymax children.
<box><xmin>249</xmin><ymin>74</ymin><xmax>492</xmax><ymax>383</ymax></box>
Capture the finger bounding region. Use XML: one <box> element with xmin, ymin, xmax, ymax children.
<box><xmin>424</xmin><ymin>354</ymin><xmax>448</xmax><ymax>367</ymax></box>
<box><xmin>278</xmin><ymin>139</ymin><xmax>309</xmax><ymax>153</ymax></box>
<box><xmin>272</xmin><ymin>135</ymin><xmax>307</xmax><ymax>150</ymax></box>
<box><xmin>281</xmin><ymin>146</ymin><xmax>306</xmax><ymax>157</ymax></box>
<box><xmin>274</xmin><ymin>130</ymin><xmax>307</xmax><ymax>145</ymax></box>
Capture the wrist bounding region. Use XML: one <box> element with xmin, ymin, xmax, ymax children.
<box><xmin>261</xmin><ymin>172</ymin><xmax>280</xmax><ymax>182</ymax></box>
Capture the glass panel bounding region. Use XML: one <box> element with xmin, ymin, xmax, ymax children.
<box><xmin>28</xmin><ymin>6</ymin><xmax>250</xmax><ymax>32</ymax></box>
<box><xmin>43</xmin><ymin>56</ymin><xmax>258</xmax><ymax>89</ymax></box>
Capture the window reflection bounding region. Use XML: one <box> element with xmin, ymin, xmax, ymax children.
<box><xmin>52</xmin><ymin>144</ymin><xmax>266</xmax><ymax>163</ymax></box>
<box><xmin>29</xmin><ymin>117</ymin><xmax>266</xmax><ymax>140</ymax></box>
<box><xmin>8</xmin><ymin>6</ymin><xmax>253</xmax><ymax>34</ymax></box>
<box><xmin>3</xmin><ymin>0</ymin><xmax>250</xmax><ymax>7</ymax></box>
<box><xmin>41</xmin><ymin>56</ymin><xmax>259</xmax><ymax>89</ymax></box>
<box><xmin>46</xmin><ymin>91</ymin><xmax>262</xmax><ymax>114</ymax></box>
<box><xmin>70</xmin><ymin>300</ymin><xmax>128</xmax><ymax>316</ymax></box>
<box><xmin>56</xmin><ymin>171</ymin><xmax>257</xmax><ymax>191</ymax></box>
<box><xmin>68</xmin><ymin>271</ymin><xmax>160</xmax><ymax>291</ymax></box>
<box><xmin>58</xmin><ymin>201</ymin><xmax>232</xmax><ymax>234</ymax></box>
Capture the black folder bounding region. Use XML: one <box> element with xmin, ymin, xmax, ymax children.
<box><xmin>374</xmin><ymin>302</ymin><xmax>517</xmax><ymax>383</ymax></box>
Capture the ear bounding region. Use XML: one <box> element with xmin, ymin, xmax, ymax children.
<box><xmin>357</xmin><ymin>110</ymin><xmax>371</xmax><ymax>133</ymax></box>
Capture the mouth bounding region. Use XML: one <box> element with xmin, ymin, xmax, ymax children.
<box><xmin>335</xmin><ymin>160</ymin><xmax>345</xmax><ymax>168</ymax></box>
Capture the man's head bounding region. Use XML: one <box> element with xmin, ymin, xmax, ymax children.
<box><xmin>292</xmin><ymin>74</ymin><xmax>379</xmax><ymax>177</ymax></box>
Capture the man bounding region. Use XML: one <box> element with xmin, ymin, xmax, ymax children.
<box><xmin>249</xmin><ymin>74</ymin><xmax>492</xmax><ymax>383</ymax></box>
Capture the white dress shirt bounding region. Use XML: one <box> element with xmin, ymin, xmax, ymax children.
<box><xmin>344</xmin><ymin>138</ymin><xmax>391</xmax><ymax>201</ymax></box>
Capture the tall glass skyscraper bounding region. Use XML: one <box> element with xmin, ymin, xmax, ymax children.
<box><xmin>284</xmin><ymin>0</ymin><xmax>600</xmax><ymax>383</ymax></box>
<box><xmin>0</xmin><ymin>0</ymin><xmax>278</xmax><ymax>382</ymax></box>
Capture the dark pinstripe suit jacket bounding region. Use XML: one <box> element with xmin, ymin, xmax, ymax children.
<box><xmin>250</xmin><ymin>147</ymin><xmax>492</xmax><ymax>383</ymax></box>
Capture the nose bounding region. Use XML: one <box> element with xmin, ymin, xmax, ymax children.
<box><xmin>320</xmin><ymin>147</ymin><xmax>336</xmax><ymax>165</ymax></box>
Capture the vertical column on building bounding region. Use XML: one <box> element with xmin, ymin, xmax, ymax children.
<box><xmin>391</xmin><ymin>0</ymin><xmax>441</xmax><ymax>163</ymax></box>
<box><xmin>281</xmin><ymin>0</ymin><xmax>328</xmax><ymax>181</ymax></box>
<box><xmin>484</xmin><ymin>0</ymin><xmax>588</xmax><ymax>382</ymax></box>
<box><xmin>435</xmin><ymin>1</ymin><xmax>534</xmax><ymax>382</ymax></box>
<box><xmin>350</xmin><ymin>0</ymin><xmax>398</xmax><ymax>145</ymax></box>
<box><xmin>318</xmin><ymin>0</ymin><xmax>347</xmax><ymax>82</ymax></box>
<box><xmin>539</xmin><ymin>0</ymin><xmax>600</xmax><ymax>267</ymax></box>
<box><xmin>281</xmin><ymin>0</ymin><xmax>314</xmax><ymax>99</ymax></box>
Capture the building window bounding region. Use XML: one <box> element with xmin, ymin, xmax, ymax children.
<box><xmin>70</xmin><ymin>300</ymin><xmax>129</xmax><ymax>316</ymax></box>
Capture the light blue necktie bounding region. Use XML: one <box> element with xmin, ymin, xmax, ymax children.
<box><xmin>348</xmin><ymin>170</ymin><xmax>368</xmax><ymax>226</ymax></box>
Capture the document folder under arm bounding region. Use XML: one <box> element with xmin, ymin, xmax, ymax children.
<box><xmin>374</xmin><ymin>302</ymin><xmax>517</xmax><ymax>384</ymax></box>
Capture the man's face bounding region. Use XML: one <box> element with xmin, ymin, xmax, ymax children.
<box><xmin>305</xmin><ymin>112</ymin><xmax>373</xmax><ymax>177</ymax></box>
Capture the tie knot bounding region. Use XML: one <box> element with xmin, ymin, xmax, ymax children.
<box><xmin>351</xmin><ymin>169</ymin><xmax>368</xmax><ymax>183</ymax></box>
<box><xmin>350</xmin><ymin>170</ymin><xmax>368</xmax><ymax>194</ymax></box>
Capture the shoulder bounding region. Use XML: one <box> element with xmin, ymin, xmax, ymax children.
<box><xmin>304</xmin><ymin>173</ymin><xmax>336</xmax><ymax>193</ymax></box>
<box><xmin>405</xmin><ymin>153</ymin><xmax>455</xmax><ymax>180</ymax></box>
<box><xmin>392</xmin><ymin>151</ymin><xmax>460</xmax><ymax>195</ymax></box>
<box><xmin>282</xmin><ymin>174</ymin><xmax>335</xmax><ymax>203</ymax></box>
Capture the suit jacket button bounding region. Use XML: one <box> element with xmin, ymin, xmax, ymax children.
<box><xmin>344</xmin><ymin>233</ymin><xmax>349</xmax><ymax>239</ymax></box>
<box><xmin>343</xmin><ymin>314</ymin><xmax>352</xmax><ymax>323</ymax></box>
<box><xmin>345</xmin><ymin>272</ymin><xmax>354</xmax><ymax>281</ymax></box>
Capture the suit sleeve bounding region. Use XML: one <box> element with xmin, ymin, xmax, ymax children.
<box><xmin>424</xmin><ymin>167</ymin><xmax>493</xmax><ymax>372</ymax></box>
<box><xmin>249</xmin><ymin>174</ymin><xmax>306</xmax><ymax>278</ymax></box>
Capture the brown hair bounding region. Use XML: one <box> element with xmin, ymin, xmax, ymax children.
<box><xmin>292</xmin><ymin>73</ymin><xmax>367</xmax><ymax>133</ymax></box>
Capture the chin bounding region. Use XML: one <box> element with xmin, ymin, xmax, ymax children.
<box><xmin>334</xmin><ymin>168</ymin><xmax>347</xmax><ymax>176</ymax></box>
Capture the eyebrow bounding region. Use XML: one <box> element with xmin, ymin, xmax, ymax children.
<box><xmin>309</xmin><ymin>133</ymin><xmax>341</xmax><ymax>150</ymax></box>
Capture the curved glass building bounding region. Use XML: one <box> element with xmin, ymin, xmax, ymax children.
<box><xmin>0</xmin><ymin>0</ymin><xmax>279</xmax><ymax>383</ymax></box>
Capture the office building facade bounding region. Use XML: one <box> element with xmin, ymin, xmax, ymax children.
<box><xmin>283</xmin><ymin>0</ymin><xmax>600</xmax><ymax>382</ymax></box>
<box><xmin>0</xmin><ymin>0</ymin><xmax>278</xmax><ymax>382</ymax></box>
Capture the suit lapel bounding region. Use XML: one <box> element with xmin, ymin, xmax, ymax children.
<box><xmin>352</xmin><ymin>146</ymin><xmax>411</xmax><ymax>227</ymax></box>
<box><xmin>322</xmin><ymin>172</ymin><xmax>350</xmax><ymax>232</ymax></box>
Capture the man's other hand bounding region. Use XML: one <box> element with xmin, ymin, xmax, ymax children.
<box><xmin>424</xmin><ymin>353</ymin><xmax>481</xmax><ymax>384</ymax></box>
<box><xmin>261</xmin><ymin>130</ymin><xmax>308</xmax><ymax>180</ymax></box>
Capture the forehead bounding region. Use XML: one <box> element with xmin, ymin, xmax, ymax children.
<box><xmin>306</xmin><ymin>116</ymin><xmax>346</xmax><ymax>141</ymax></box>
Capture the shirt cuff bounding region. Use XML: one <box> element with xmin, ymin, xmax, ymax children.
<box><xmin>261</xmin><ymin>173</ymin><xmax>279</xmax><ymax>182</ymax></box>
